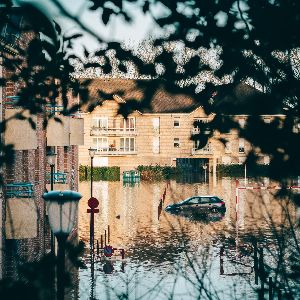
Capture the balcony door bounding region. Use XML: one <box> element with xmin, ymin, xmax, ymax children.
<box><xmin>120</xmin><ymin>118</ymin><xmax>135</xmax><ymax>131</ymax></box>
<box><xmin>120</xmin><ymin>137</ymin><xmax>135</xmax><ymax>152</ymax></box>
<box><xmin>93</xmin><ymin>117</ymin><xmax>108</xmax><ymax>129</ymax></box>
<box><xmin>93</xmin><ymin>137</ymin><xmax>108</xmax><ymax>151</ymax></box>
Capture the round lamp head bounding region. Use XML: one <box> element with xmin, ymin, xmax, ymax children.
<box><xmin>46</xmin><ymin>151</ymin><xmax>57</xmax><ymax>166</ymax></box>
<box><xmin>43</xmin><ymin>190</ymin><xmax>82</xmax><ymax>236</ymax></box>
<box><xmin>88</xmin><ymin>148</ymin><xmax>97</xmax><ymax>158</ymax></box>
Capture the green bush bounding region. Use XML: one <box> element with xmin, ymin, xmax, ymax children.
<box><xmin>79</xmin><ymin>165</ymin><xmax>120</xmax><ymax>181</ymax></box>
<box><xmin>217</xmin><ymin>164</ymin><xmax>269</xmax><ymax>177</ymax></box>
<box><xmin>137</xmin><ymin>165</ymin><xmax>182</xmax><ymax>181</ymax></box>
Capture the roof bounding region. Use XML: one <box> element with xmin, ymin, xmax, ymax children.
<box><xmin>80</xmin><ymin>78</ymin><xmax>284</xmax><ymax>115</ymax></box>
<box><xmin>214</xmin><ymin>82</ymin><xmax>283</xmax><ymax>115</ymax></box>
<box><xmin>81</xmin><ymin>78</ymin><xmax>200</xmax><ymax>114</ymax></box>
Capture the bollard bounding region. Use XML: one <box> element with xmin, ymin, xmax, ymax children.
<box><xmin>104</xmin><ymin>230</ymin><xmax>107</xmax><ymax>246</ymax></box>
<box><xmin>259</xmin><ymin>248</ymin><xmax>265</xmax><ymax>300</ymax></box>
<box><xmin>97</xmin><ymin>240</ymin><xmax>99</xmax><ymax>255</ymax></box>
<box><xmin>220</xmin><ymin>246</ymin><xmax>224</xmax><ymax>275</ymax></box>
<box><xmin>101</xmin><ymin>235</ymin><xmax>103</xmax><ymax>248</ymax></box>
<box><xmin>254</xmin><ymin>240</ymin><xmax>258</xmax><ymax>285</ymax></box>
<box><xmin>121</xmin><ymin>249</ymin><xmax>125</xmax><ymax>260</ymax></box>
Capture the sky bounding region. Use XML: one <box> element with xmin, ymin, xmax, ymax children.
<box><xmin>18</xmin><ymin>0</ymin><xmax>164</xmax><ymax>54</ymax></box>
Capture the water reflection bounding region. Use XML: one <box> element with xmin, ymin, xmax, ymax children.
<box><xmin>78</xmin><ymin>178</ymin><xmax>298</xmax><ymax>299</ymax></box>
<box><xmin>167</xmin><ymin>210</ymin><xmax>226</xmax><ymax>223</ymax></box>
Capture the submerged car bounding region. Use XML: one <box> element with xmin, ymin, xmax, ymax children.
<box><xmin>165</xmin><ymin>195</ymin><xmax>226</xmax><ymax>213</ymax></box>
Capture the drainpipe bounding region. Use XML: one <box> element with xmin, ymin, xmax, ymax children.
<box><xmin>0</xmin><ymin>57</ymin><xmax>3</xmax><ymax>280</ymax></box>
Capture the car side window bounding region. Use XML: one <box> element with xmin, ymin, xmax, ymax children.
<box><xmin>199</xmin><ymin>197</ymin><xmax>210</xmax><ymax>204</ymax></box>
<box><xmin>185</xmin><ymin>197</ymin><xmax>199</xmax><ymax>205</ymax></box>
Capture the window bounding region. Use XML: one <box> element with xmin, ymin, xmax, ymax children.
<box><xmin>238</xmin><ymin>118</ymin><xmax>246</xmax><ymax>128</ymax></box>
<box><xmin>120</xmin><ymin>118</ymin><xmax>135</xmax><ymax>131</ymax></box>
<box><xmin>152</xmin><ymin>118</ymin><xmax>160</xmax><ymax>133</ymax></box>
<box><xmin>92</xmin><ymin>117</ymin><xmax>108</xmax><ymax>129</ymax></box>
<box><xmin>92</xmin><ymin>137</ymin><xmax>108</xmax><ymax>151</ymax></box>
<box><xmin>239</xmin><ymin>138</ymin><xmax>245</xmax><ymax>153</ymax></box>
<box><xmin>152</xmin><ymin>136</ymin><xmax>160</xmax><ymax>154</ymax></box>
<box><xmin>120</xmin><ymin>137</ymin><xmax>135</xmax><ymax>152</ymax></box>
<box><xmin>225</xmin><ymin>141</ymin><xmax>231</xmax><ymax>153</ymax></box>
<box><xmin>174</xmin><ymin>118</ymin><xmax>180</xmax><ymax>128</ymax></box>
<box><xmin>185</xmin><ymin>197</ymin><xmax>199</xmax><ymax>205</ymax></box>
<box><xmin>174</xmin><ymin>138</ymin><xmax>180</xmax><ymax>148</ymax></box>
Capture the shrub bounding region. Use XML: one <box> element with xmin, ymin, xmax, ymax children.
<box><xmin>79</xmin><ymin>165</ymin><xmax>120</xmax><ymax>181</ymax></box>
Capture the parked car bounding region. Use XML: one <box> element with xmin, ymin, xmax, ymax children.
<box><xmin>165</xmin><ymin>196</ymin><xmax>226</xmax><ymax>213</ymax></box>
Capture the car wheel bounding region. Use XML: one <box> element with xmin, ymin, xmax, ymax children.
<box><xmin>211</xmin><ymin>207</ymin><xmax>218</xmax><ymax>213</ymax></box>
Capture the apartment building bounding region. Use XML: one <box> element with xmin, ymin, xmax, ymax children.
<box><xmin>0</xmin><ymin>10</ymin><xmax>84</xmax><ymax>280</ymax></box>
<box><xmin>79</xmin><ymin>79</ymin><xmax>279</xmax><ymax>171</ymax></box>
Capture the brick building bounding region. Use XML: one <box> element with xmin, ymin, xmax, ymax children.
<box><xmin>78</xmin><ymin>79</ymin><xmax>279</xmax><ymax>172</ymax></box>
<box><xmin>0</xmin><ymin>10</ymin><xmax>83</xmax><ymax>284</ymax></box>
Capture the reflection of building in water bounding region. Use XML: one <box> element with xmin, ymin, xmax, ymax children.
<box><xmin>0</xmin><ymin>9</ymin><xmax>82</xmax><ymax>285</ymax></box>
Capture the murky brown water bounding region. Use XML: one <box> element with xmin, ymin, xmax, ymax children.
<box><xmin>77</xmin><ymin>178</ymin><xmax>298</xmax><ymax>299</ymax></box>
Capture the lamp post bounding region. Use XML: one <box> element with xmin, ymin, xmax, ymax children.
<box><xmin>46</xmin><ymin>151</ymin><xmax>57</xmax><ymax>256</ymax></box>
<box><xmin>88</xmin><ymin>148</ymin><xmax>97</xmax><ymax>198</ymax></box>
<box><xmin>43</xmin><ymin>190</ymin><xmax>82</xmax><ymax>300</ymax></box>
<box><xmin>46</xmin><ymin>151</ymin><xmax>57</xmax><ymax>191</ymax></box>
<box><xmin>88</xmin><ymin>148</ymin><xmax>97</xmax><ymax>249</ymax></box>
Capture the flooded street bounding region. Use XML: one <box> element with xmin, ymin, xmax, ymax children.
<box><xmin>77</xmin><ymin>178</ymin><xmax>298</xmax><ymax>299</ymax></box>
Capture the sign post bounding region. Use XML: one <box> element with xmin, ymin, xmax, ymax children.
<box><xmin>87</xmin><ymin>197</ymin><xmax>99</xmax><ymax>250</ymax></box>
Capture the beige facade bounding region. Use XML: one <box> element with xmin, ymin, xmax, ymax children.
<box><xmin>79</xmin><ymin>96</ymin><xmax>281</xmax><ymax>170</ymax></box>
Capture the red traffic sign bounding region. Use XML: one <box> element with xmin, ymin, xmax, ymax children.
<box><xmin>103</xmin><ymin>245</ymin><xmax>114</xmax><ymax>257</ymax></box>
<box><xmin>88</xmin><ymin>197</ymin><xmax>99</xmax><ymax>209</ymax></box>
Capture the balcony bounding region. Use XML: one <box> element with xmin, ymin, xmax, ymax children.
<box><xmin>96</xmin><ymin>147</ymin><xmax>137</xmax><ymax>156</ymax></box>
<box><xmin>90</xmin><ymin>127</ymin><xmax>137</xmax><ymax>136</ymax></box>
<box><xmin>46</xmin><ymin>172</ymin><xmax>67</xmax><ymax>184</ymax></box>
<box><xmin>5</xmin><ymin>182</ymin><xmax>34</xmax><ymax>198</ymax></box>
<box><xmin>191</xmin><ymin>144</ymin><xmax>213</xmax><ymax>155</ymax></box>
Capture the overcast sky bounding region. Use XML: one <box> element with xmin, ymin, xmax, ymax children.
<box><xmin>18</xmin><ymin>0</ymin><xmax>163</xmax><ymax>54</ymax></box>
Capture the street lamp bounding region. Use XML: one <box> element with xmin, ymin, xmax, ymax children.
<box><xmin>43</xmin><ymin>190</ymin><xmax>82</xmax><ymax>300</ymax></box>
<box><xmin>88</xmin><ymin>148</ymin><xmax>97</xmax><ymax>198</ymax></box>
<box><xmin>46</xmin><ymin>151</ymin><xmax>57</xmax><ymax>191</ymax></box>
<box><xmin>46</xmin><ymin>151</ymin><xmax>57</xmax><ymax>256</ymax></box>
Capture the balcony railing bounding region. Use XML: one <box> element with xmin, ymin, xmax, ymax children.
<box><xmin>46</xmin><ymin>172</ymin><xmax>67</xmax><ymax>184</ymax></box>
<box><xmin>191</xmin><ymin>145</ymin><xmax>213</xmax><ymax>155</ymax></box>
<box><xmin>96</xmin><ymin>148</ymin><xmax>137</xmax><ymax>156</ymax></box>
<box><xmin>5</xmin><ymin>182</ymin><xmax>34</xmax><ymax>198</ymax></box>
<box><xmin>90</xmin><ymin>127</ymin><xmax>137</xmax><ymax>136</ymax></box>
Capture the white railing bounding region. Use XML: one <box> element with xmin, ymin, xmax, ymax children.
<box><xmin>96</xmin><ymin>148</ymin><xmax>137</xmax><ymax>156</ymax></box>
<box><xmin>90</xmin><ymin>127</ymin><xmax>137</xmax><ymax>136</ymax></box>
<box><xmin>191</xmin><ymin>144</ymin><xmax>213</xmax><ymax>155</ymax></box>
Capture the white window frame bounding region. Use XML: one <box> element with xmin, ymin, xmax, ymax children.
<box><xmin>92</xmin><ymin>137</ymin><xmax>108</xmax><ymax>151</ymax></box>
<box><xmin>152</xmin><ymin>136</ymin><xmax>160</xmax><ymax>154</ymax></box>
<box><xmin>225</xmin><ymin>141</ymin><xmax>231</xmax><ymax>153</ymax></box>
<box><xmin>120</xmin><ymin>137</ymin><xmax>135</xmax><ymax>152</ymax></box>
<box><xmin>173</xmin><ymin>118</ymin><xmax>180</xmax><ymax>128</ymax></box>
<box><xmin>239</xmin><ymin>138</ymin><xmax>245</xmax><ymax>153</ymax></box>
<box><xmin>238</xmin><ymin>118</ymin><xmax>246</xmax><ymax>128</ymax></box>
<box><xmin>120</xmin><ymin>117</ymin><xmax>135</xmax><ymax>131</ymax></box>
<box><xmin>92</xmin><ymin>117</ymin><xmax>108</xmax><ymax>129</ymax></box>
<box><xmin>174</xmin><ymin>138</ymin><xmax>180</xmax><ymax>148</ymax></box>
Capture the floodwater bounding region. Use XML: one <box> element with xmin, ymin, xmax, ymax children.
<box><xmin>77</xmin><ymin>177</ymin><xmax>298</xmax><ymax>300</ymax></box>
